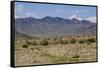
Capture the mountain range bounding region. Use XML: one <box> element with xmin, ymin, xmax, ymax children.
<box><xmin>15</xmin><ymin>16</ymin><xmax>96</xmax><ymax>37</ymax></box>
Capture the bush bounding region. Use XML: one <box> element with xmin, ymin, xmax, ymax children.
<box><xmin>78</xmin><ymin>39</ymin><xmax>85</xmax><ymax>44</ymax></box>
<box><xmin>79</xmin><ymin>41</ymin><xmax>84</xmax><ymax>44</ymax></box>
<box><xmin>87</xmin><ymin>42</ymin><xmax>91</xmax><ymax>45</ymax></box>
<box><xmin>27</xmin><ymin>41</ymin><xmax>31</xmax><ymax>45</ymax></box>
<box><xmin>87</xmin><ymin>38</ymin><xmax>95</xmax><ymax>43</ymax></box>
<box><xmin>26</xmin><ymin>40</ymin><xmax>38</xmax><ymax>46</ymax></box>
<box><xmin>70</xmin><ymin>38</ymin><xmax>76</xmax><ymax>44</ymax></box>
<box><xmin>32</xmin><ymin>41</ymin><xmax>37</xmax><ymax>45</ymax></box>
<box><xmin>60</xmin><ymin>40</ymin><xmax>68</xmax><ymax>44</ymax></box>
<box><xmin>53</xmin><ymin>38</ymin><xmax>57</xmax><ymax>41</ymax></box>
<box><xmin>50</xmin><ymin>41</ymin><xmax>59</xmax><ymax>45</ymax></box>
<box><xmin>22</xmin><ymin>44</ymin><xmax>28</xmax><ymax>48</ymax></box>
<box><xmin>72</xmin><ymin>54</ymin><xmax>80</xmax><ymax>58</ymax></box>
<box><xmin>40</xmin><ymin>39</ymin><xmax>48</xmax><ymax>46</ymax></box>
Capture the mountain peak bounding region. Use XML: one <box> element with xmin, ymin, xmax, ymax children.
<box><xmin>70</xmin><ymin>14</ymin><xmax>82</xmax><ymax>20</ymax></box>
<box><xmin>71</xmin><ymin>18</ymin><xmax>79</xmax><ymax>21</ymax></box>
<box><xmin>71</xmin><ymin>18</ymin><xmax>80</xmax><ymax>24</ymax></box>
<box><xmin>42</xmin><ymin>16</ymin><xmax>53</xmax><ymax>19</ymax></box>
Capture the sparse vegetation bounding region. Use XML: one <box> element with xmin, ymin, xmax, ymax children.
<box><xmin>70</xmin><ymin>38</ymin><xmax>76</xmax><ymax>44</ymax></box>
<box><xmin>87</xmin><ymin>41</ymin><xmax>91</xmax><ymax>45</ymax></box>
<box><xmin>15</xmin><ymin>35</ymin><xmax>96</xmax><ymax>66</ymax></box>
<box><xmin>87</xmin><ymin>38</ymin><xmax>96</xmax><ymax>43</ymax></box>
<box><xmin>22</xmin><ymin>44</ymin><xmax>28</xmax><ymax>48</ymax></box>
<box><xmin>60</xmin><ymin>40</ymin><xmax>68</xmax><ymax>44</ymax></box>
<box><xmin>40</xmin><ymin>39</ymin><xmax>49</xmax><ymax>46</ymax></box>
<box><xmin>79</xmin><ymin>41</ymin><xmax>84</xmax><ymax>44</ymax></box>
<box><xmin>78</xmin><ymin>39</ymin><xmax>86</xmax><ymax>44</ymax></box>
<box><xmin>72</xmin><ymin>54</ymin><xmax>80</xmax><ymax>58</ymax></box>
<box><xmin>32</xmin><ymin>41</ymin><xmax>37</xmax><ymax>45</ymax></box>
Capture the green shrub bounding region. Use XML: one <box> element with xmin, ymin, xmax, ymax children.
<box><xmin>78</xmin><ymin>39</ymin><xmax>85</xmax><ymax>44</ymax></box>
<box><xmin>33</xmin><ymin>60</ymin><xmax>38</xmax><ymax>63</ymax></box>
<box><xmin>32</xmin><ymin>41</ymin><xmax>37</xmax><ymax>45</ymax></box>
<box><xmin>31</xmin><ymin>48</ymin><xmax>34</xmax><ymax>50</ymax></box>
<box><xmin>22</xmin><ymin>44</ymin><xmax>28</xmax><ymax>48</ymax></box>
<box><xmin>79</xmin><ymin>41</ymin><xmax>84</xmax><ymax>44</ymax></box>
<box><xmin>40</xmin><ymin>39</ymin><xmax>48</xmax><ymax>46</ymax></box>
<box><xmin>53</xmin><ymin>38</ymin><xmax>57</xmax><ymax>41</ymax></box>
<box><xmin>87</xmin><ymin>38</ymin><xmax>95</xmax><ymax>43</ymax></box>
<box><xmin>87</xmin><ymin>42</ymin><xmax>91</xmax><ymax>45</ymax></box>
<box><xmin>27</xmin><ymin>41</ymin><xmax>31</xmax><ymax>45</ymax></box>
<box><xmin>70</xmin><ymin>38</ymin><xmax>76</xmax><ymax>44</ymax></box>
<box><xmin>72</xmin><ymin>54</ymin><xmax>80</xmax><ymax>58</ymax></box>
<box><xmin>60</xmin><ymin>40</ymin><xmax>68</xmax><ymax>44</ymax></box>
<box><xmin>50</xmin><ymin>41</ymin><xmax>59</xmax><ymax>45</ymax></box>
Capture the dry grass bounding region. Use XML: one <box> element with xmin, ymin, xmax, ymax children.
<box><xmin>15</xmin><ymin>35</ymin><xmax>97</xmax><ymax>66</ymax></box>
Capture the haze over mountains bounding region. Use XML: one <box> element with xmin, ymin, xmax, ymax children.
<box><xmin>15</xmin><ymin>16</ymin><xmax>96</xmax><ymax>37</ymax></box>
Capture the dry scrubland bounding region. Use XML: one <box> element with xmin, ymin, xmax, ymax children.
<box><xmin>15</xmin><ymin>35</ymin><xmax>97</xmax><ymax>66</ymax></box>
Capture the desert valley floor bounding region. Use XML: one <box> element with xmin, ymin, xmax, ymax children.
<box><xmin>15</xmin><ymin>35</ymin><xmax>97</xmax><ymax>66</ymax></box>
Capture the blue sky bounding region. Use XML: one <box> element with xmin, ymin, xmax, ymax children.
<box><xmin>15</xmin><ymin>2</ymin><xmax>97</xmax><ymax>23</ymax></box>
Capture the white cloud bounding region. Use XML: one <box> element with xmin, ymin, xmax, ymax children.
<box><xmin>25</xmin><ymin>12</ymin><xmax>37</xmax><ymax>17</ymax></box>
<box><xmin>25</xmin><ymin>12</ymin><xmax>41</xmax><ymax>18</ymax></box>
<box><xmin>85</xmin><ymin>16</ymin><xmax>96</xmax><ymax>23</ymax></box>
<box><xmin>70</xmin><ymin>14</ymin><xmax>82</xmax><ymax>20</ymax></box>
<box><xmin>25</xmin><ymin>12</ymin><xmax>32</xmax><ymax>17</ymax></box>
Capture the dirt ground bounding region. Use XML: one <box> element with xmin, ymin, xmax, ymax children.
<box><xmin>15</xmin><ymin>42</ymin><xmax>97</xmax><ymax>66</ymax></box>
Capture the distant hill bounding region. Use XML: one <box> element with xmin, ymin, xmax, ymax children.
<box><xmin>15</xmin><ymin>16</ymin><xmax>96</xmax><ymax>37</ymax></box>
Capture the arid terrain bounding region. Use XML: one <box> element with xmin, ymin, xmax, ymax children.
<box><xmin>15</xmin><ymin>35</ymin><xmax>97</xmax><ymax>66</ymax></box>
<box><xmin>14</xmin><ymin>2</ymin><xmax>97</xmax><ymax>66</ymax></box>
